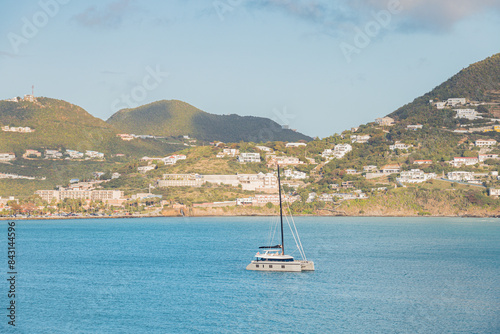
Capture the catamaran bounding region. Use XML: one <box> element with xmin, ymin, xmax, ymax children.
<box><xmin>246</xmin><ymin>165</ymin><xmax>314</xmax><ymax>272</ymax></box>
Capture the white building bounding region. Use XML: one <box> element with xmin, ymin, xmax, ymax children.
<box><xmin>452</xmin><ymin>157</ymin><xmax>479</xmax><ymax>167</ymax></box>
<box><xmin>44</xmin><ymin>150</ymin><xmax>63</xmax><ymax>159</ymax></box>
<box><xmin>217</xmin><ymin>148</ymin><xmax>239</xmax><ymax>158</ymax></box>
<box><xmin>0</xmin><ymin>153</ymin><xmax>16</xmax><ymax>162</ymax></box>
<box><xmin>66</xmin><ymin>150</ymin><xmax>84</xmax><ymax>159</ymax></box>
<box><xmin>397</xmin><ymin>169</ymin><xmax>436</xmax><ymax>183</ymax></box>
<box><xmin>406</xmin><ymin>124</ymin><xmax>423</xmax><ymax>130</ymax></box>
<box><xmin>434</xmin><ymin>102</ymin><xmax>447</xmax><ymax>109</ymax></box>
<box><xmin>447</xmin><ymin>98</ymin><xmax>466</xmax><ymax>106</ymax></box>
<box><xmin>2</xmin><ymin>126</ymin><xmax>34</xmax><ymax>133</ymax></box>
<box><xmin>489</xmin><ymin>189</ymin><xmax>500</xmax><ymax>197</ymax></box>
<box><xmin>389</xmin><ymin>142</ymin><xmax>413</xmax><ymax>151</ymax></box>
<box><xmin>475</xmin><ymin>139</ymin><xmax>497</xmax><ymax>147</ymax></box>
<box><xmin>375</xmin><ymin>117</ymin><xmax>395</xmax><ymax>126</ymax></box>
<box><xmin>162</xmin><ymin>154</ymin><xmax>186</xmax><ymax>165</ymax></box>
<box><xmin>454</xmin><ymin>109</ymin><xmax>481</xmax><ymax>120</ymax></box>
<box><xmin>333</xmin><ymin>144</ymin><xmax>352</xmax><ymax>159</ymax></box>
<box><xmin>479</xmin><ymin>154</ymin><xmax>499</xmax><ymax>162</ymax></box>
<box><xmin>284</xmin><ymin>169</ymin><xmax>307</xmax><ymax>179</ymax></box>
<box><xmin>238</xmin><ymin>153</ymin><xmax>261</xmax><ymax>163</ymax></box>
<box><xmin>285</xmin><ymin>142</ymin><xmax>307</xmax><ymax>148</ymax></box>
<box><xmin>381</xmin><ymin>164</ymin><xmax>401</xmax><ymax>174</ymax></box>
<box><xmin>85</xmin><ymin>150</ymin><xmax>105</xmax><ymax>159</ymax></box>
<box><xmin>138</xmin><ymin>165</ymin><xmax>156</xmax><ymax>173</ymax></box>
<box><xmin>255</xmin><ymin>145</ymin><xmax>272</xmax><ymax>152</ymax></box>
<box><xmin>447</xmin><ymin>171</ymin><xmax>474</xmax><ymax>181</ymax></box>
<box><xmin>35</xmin><ymin>189</ymin><xmax>123</xmax><ymax>203</ymax></box>
<box><xmin>158</xmin><ymin>174</ymin><xmax>204</xmax><ymax>187</ymax></box>
<box><xmin>351</xmin><ymin>135</ymin><xmax>371</xmax><ymax>143</ymax></box>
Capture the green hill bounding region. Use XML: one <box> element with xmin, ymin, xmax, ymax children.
<box><xmin>106</xmin><ymin>100</ymin><xmax>313</xmax><ymax>142</ymax></box>
<box><xmin>389</xmin><ymin>53</ymin><xmax>500</xmax><ymax>124</ymax></box>
<box><xmin>0</xmin><ymin>97</ymin><xmax>183</xmax><ymax>157</ymax></box>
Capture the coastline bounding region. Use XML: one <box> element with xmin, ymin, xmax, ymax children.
<box><xmin>1</xmin><ymin>212</ymin><xmax>499</xmax><ymax>221</ymax></box>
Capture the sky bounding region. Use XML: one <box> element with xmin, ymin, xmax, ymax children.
<box><xmin>1</xmin><ymin>0</ymin><xmax>499</xmax><ymax>138</ymax></box>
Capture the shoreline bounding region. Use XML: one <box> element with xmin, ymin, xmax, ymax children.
<box><xmin>1</xmin><ymin>212</ymin><xmax>499</xmax><ymax>221</ymax></box>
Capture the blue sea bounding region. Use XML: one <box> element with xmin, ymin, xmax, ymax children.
<box><xmin>1</xmin><ymin>217</ymin><xmax>499</xmax><ymax>333</ymax></box>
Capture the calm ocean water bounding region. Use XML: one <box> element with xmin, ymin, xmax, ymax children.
<box><xmin>1</xmin><ymin>217</ymin><xmax>499</xmax><ymax>333</ymax></box>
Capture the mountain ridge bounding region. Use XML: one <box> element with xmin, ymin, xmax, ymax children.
<box><xmin>106</xmin><ymin>99</ymin><xmax>313</xmax><ymax>142</ymax></box>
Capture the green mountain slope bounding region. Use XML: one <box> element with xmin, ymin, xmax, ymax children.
<box><xmin>107</xmin><ymin>100</ymin><xmax>313</xmax><ymax>142</ymax></box>
<box><xmin>0</xmin><ymin>97</ymin><xmax>182</xmax><ymax>157</ymax></box>
<box><xmin>389</xmin><ymin>53</ymin><xmax>500</xmax><ymax>124</ymax></box>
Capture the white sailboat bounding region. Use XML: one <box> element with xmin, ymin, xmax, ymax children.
<box><xmin>246</xmin><ymin>165</ymin><xmax>314</xmax><ymax>272</ymax></box>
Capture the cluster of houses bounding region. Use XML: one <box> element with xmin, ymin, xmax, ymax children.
<box><xmin>138</xmin><ymin>154</ymin><xmax>187</xmax><ymax>173</ymax></box>
<box><xmin>3</xmin><ymin>94</ymin><xmax>37</xmax><ymax>103</ymax></box>
<box><xmin>322</xmin><ymin>144</ymin><xmax>353</xmax><ymax>160</ymax></box>
<box><xmin>42</xmin><ymin>149</ymin><xmax>105</xmax><ymax>160</ymax></box>
<box><xmin>431</xmin><ymin>98</ymin><xmax>468</xmax><ymax>109</ymax></box>
<box><xmin>158</xmin><ymin>172</ymin><xmax>278</xmax><ymax>191</ymax></box>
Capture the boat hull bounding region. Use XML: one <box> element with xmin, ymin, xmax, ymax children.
<box><xmin>246</xmin><ymin>260</ymin><xmax>314</xmax><ymax>272</ymax></box>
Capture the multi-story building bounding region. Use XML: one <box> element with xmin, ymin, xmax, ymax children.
<box><xmin>475</xmin><ymin>139</ymin><xmax>497</xmax><ymax>147</ymax></box>
<box><xmin>238</xmin><ymin>153</ymin><xmax>261</xmax><ymax>163</ymax></box>
<box><xmin>447</xmin><ymin>171</ymin><xmax>474</xmax><ymax>181</ymax></box>
<box><xmin>158</xmin><ymin>174</ymin><xmax>204</xmax><ymax>187</ymax></box>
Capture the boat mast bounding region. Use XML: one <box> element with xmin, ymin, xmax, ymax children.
<box><xmin>277</xmin><ymin>164</ymin><xmax>284</xmax><ymax>255</ymax></box>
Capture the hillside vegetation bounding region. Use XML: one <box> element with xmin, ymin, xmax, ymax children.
<box><xmin>0</xmin><ymin>98</ymin><xmax>184</xmax><ymax>157</ymax></box>
<box><xmin>107</xmin><ymin>100</ymin><xmax>312</xmax><ymax>142</ymax></box>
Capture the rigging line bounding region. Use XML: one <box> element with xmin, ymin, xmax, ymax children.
<box><xmin>284</xmin><ymin>201</ymin><xmax>307</xmax><ymax>260</ymax></box>
<box><xmin>289</xmin><ymin>207</ymin><xmax>307</xmax><ymax>260</ymax></box>
<box><xmin>284</xmin><ymin>211</ymin><xmax>304</xmax><ymax>260</ymax></box>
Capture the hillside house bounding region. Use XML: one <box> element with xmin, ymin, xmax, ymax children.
<box><xmin>85</xmin><ymin>151</ymin><xmax>105</xmax><ymax>159</ymax></box>
<box><xmin>333</xmin><ymin>144</ymin><xmax>353</xmax><ymax>158</ymax></box>
<box><xmin>452</xmin><ymin>157</ymin><xmax>479</xmax><ymax>167</ymax></box>
<box><xmin>454</xmin><ymin>109</ymin><xmax>481</xmax><ymax>120</ymax></box>
<box><xmin>45</xmin><ymin>150</ymin><xmax>63</xmax><ymax>159</ymax></box>
<box><xmin>479</xmin><ymin>154</ymin><xmax>499</xmax><ymax>162</ymax></box>
<box><xmin>414</xmin><ymin>160</ymin><xmax>432</xmax><ymax>165</ymax></box>
<box><xmin>255</xmin><ymin>145</ymin><xmax>272</xmax><ymax>152</ymax></box>
<box><xmin>238</xmin><ymin>153</ymin><xmax>261</xmax><ymax>163</ymax></box>
<box><xmin>2</xmin><ymin>126</ymin><xmax>34</xmax><ymax>133</ymax></box>
<box><xmin>375</xmin><ymin>117</ymin><xmax>395</xmax><ymax>126</ymax></box>
<box><xmin>0</xmin><ymin>153</ymin><xmax>15</xmax><ymax>162</ymax></box>
<box><xmin>397</xmin><ymin>169</ymin><xmax>436</xmax><ymax>183</ymax></box>
<box><xmin>285</xmin><ymin>143</ymin><xmax>307</xmax><ymax>148</ymax></box>
<box><xmin>475</xmin><ymin>139</ymin><xmax>497</xmax><ymax>147</ymax></box>
<box><xmin>117</xmin><ymin>134</ymin><xmax>134</xmax><ymax>141</ymax></box>
<box><xmin>447</xmin><ymin>98</ymin><xmax>466</xmax><ymax>106</ymax></box>
<box><xmin>217</xmin><ymin>148</ymin><xmax>239</xmax><ymax>158</ymax></box>
<box><xmin>381</xmin><ymin>164</ymin><xmax>401</xmax><ymax>174</ymax></box>
<box><xmin>23</xmin><ymin>149</ymin><xmax>41</xmax><ymax>158</ymax></box>
<box><xmin>66</xmin><ymin>150</ymin><xmax>84</xmax><ymax>159</ymax></box>
<box><xmin>489</xmin><ymin>189</ymin><xmax>500</xmax><ymax>197</ymax></box>
<box><xmin>284</xmin><ymin>169</ymin><xmax>307</xmax><ymax>179</ymax></box>
<box><xmin>434</xmin><ymin>102</ymin><xmax>447</xmax><ymax>109</ymax></box>
<box><xmin>389</xmin><ymin>142</ymin><xmax>413</xmax><ymax>151</ymax></box>
<box><xmin>406</xmin><ymin>124</ymin><xmax>423</xmax><ymax>130</ymax></box>
<box><xmin>162</xmin><ymin>154</ymin><xmax>186</xmax><ymax>164</ymax></box>
<box><xmin>267</xmin><ymin>156</ymin><xmax>303</xmax><ymax>168</ymax></box>
<box><xmin>447</xmin><ymin>171</ymin><xmax>474</xmax><ymax>181</ymax></box>
<box><xmin>158</xmin><ymin>174</ymin><xmax>203</xmax><ymax>187</ymax></box>
<box><xmin>351</xmin><ymin>135</ymin><xmax>371</xmax><ymax>143</ymax></box>
<box><xmin>138</xmin><ymin>165</ymin><xmax>156</xmax><ymax>173</ymax></box>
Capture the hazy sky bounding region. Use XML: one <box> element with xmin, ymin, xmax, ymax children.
<box><xmin>1</xmin><ymin>0</ymin><xmax>499</xmax><ymax>138</ymax></box>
